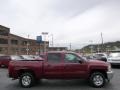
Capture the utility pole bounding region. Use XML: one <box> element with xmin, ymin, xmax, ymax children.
<box><xmin>101</xmin><ymin>32</ymin><xmax>104</xmax><ymax>52</ymax></box>
<box><xmin>69</xmin><ymin>43</ymin><xmax>71</xmax><ymax>51</ymax></box>
<box><xmin>89</xmin><ymin>40</ymin><xmax>93</xmax><ymax>54</ymax></box>
<box><xmin>97</xmin><ymin>44</ymin><xmax>100</xmax><ymax>53</ymax></box>
<box><xmin>26</xmin><ymin>35</ymin><xmax>30</xmax><ymax>55</ymax></box>
<box><xmin>51</xmin><ymin>34</ymin><xmax>54</xmax><ymax>47</ymax></box>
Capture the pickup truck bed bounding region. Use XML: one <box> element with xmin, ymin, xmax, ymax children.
<box><xmin>9</xmin><ymin>60</ymin><xmax>43</xmax><ymax>79</ymax></box>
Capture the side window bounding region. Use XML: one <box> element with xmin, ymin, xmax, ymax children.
<box><xmin>47</xmin><ymin>53</ymin><xmax>61</xmax><ymax>63</ymax></box>
<box><xmin>64</xmin><ymin>53</ymin><xmax>80</xmax><ymax>63</ymax></box>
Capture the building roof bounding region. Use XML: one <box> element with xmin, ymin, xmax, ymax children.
<box><xmin>0</xmin><ymin>25</ymin><xmax>10</xmax><ymax>29</ymax></box>
<box><xmin>0</xmin><ymin>25</ymin><xmax>10</xmax><ymax>32</ymax></box>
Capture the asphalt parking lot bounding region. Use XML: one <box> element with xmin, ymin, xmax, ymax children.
<box><xmin>0</xmin><ymin>68</ymin><xmax>120</xmax><ymax>90</ymax></box>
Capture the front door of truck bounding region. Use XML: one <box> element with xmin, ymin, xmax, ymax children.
<box><xmin>44</xmin><ymin>53</ymin><xmax>64</xmax><ymax>78</ymax></box>
<box><xmin>63</xmin><ymin>53</ymin><xmax>88</xmax><ymax>78</ymax></box>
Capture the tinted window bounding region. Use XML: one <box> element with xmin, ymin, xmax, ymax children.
<box><xmin>47</xmin><ymin>53</ymin><xmax>61</xmax><ymax>63</ymax></box>
<box><xmin>64</xmin><ymin>53</ymin><xmax>81</xmax><ymax>63</ymax></box>
<box><xmin>11</xmin><ymin>40</ymin><xmax>18</xmax><ymax>45</ymax></box>
<box><xmin>0</xmin><ymin>30</ymin><xmax>9</xmax><ymax>36</ymax></box>
<box><xmin>0</xmin><ymin>38</ymin><xmax>8</xmax><ymax>44</ymax></box>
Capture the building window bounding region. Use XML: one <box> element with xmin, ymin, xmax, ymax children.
<box><xmin>0</xmin><ymin>30</ymin><xmax>9</xmax><ymax>36</ymax></box>
<box><xmin>11</xmin><ymin>40</ymin><xmax>18</xmax><ymax>45</ymax></box>
<box><xmin>0</xmin><ymin>47</ymin><xmax>8</xmax><ymax>53</ymax></box>
<box><xmin>22</xmin><ymin>41</ymin><xmax>27</xmax><ymax>45</ymax></box>
<box><xmin>0</xmin><ymin>47</ymin><xmax>2</xmax><ymax>52</ymax></box>
<box><xmin>21</xmin><ymin>48</ymin><xmax>25</xmax><ymax>51</ymax></box>
<box><xmin>0</xmin><ymin>38</ymin><xmax>8</xmax><ymax>44</ymax></box>
<box><xmin>11</xmin><ymin>48</ymin><xmax>18</xmax><ymax>52</ymax></box>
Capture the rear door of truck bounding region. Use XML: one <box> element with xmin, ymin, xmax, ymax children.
<box><xmin>43</xmin><ymin>52</ymin><xmax>64</xmax><ymax>79</ymax></box>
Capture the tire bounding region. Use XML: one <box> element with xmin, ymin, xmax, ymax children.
<box><xmin>19</xmin><ymin>73</ymin><xmax>35</xmax><ymax>88</ymax></box>
<box><xmin>1</xmin><ymin>64</ymin><xmax>5</xmax><ymax>68</ymax></box>
<box><xmin>89</xmin><ymin>72</ymin><xmax>106</xmax><ymax>88</ymax></box>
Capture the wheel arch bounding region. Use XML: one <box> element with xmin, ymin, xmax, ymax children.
<box><xmin>18</xmin><ymin>69</ymin><xmax>36</xmax><ymax>78</ymax></box>
<box><xmin>89</xmin><ymin>69</ymin><xmax>107</xmax><ymax>79</ymax></box>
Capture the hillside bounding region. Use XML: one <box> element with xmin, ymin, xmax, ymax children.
<box><xmin>78</xmin><ymin>41</ymin><xmax>120</xmax><ymax>53</ymax></box>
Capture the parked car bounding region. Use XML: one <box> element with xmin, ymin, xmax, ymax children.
<box><xmin>107</xmin><ymin>52</ymin><xmax>120</xmax><ymax>66</ymax></box>
<box><xmin>10</xmin><ymin>55</ymin><xmax>24</xmax><ymax>60</ymax></box>
<box><xmin>20</xmin><ymin>55</ymin><xmax>42</xmax><ymax>60</ymax></box>
<box><xmin>0</xmin><ymin>55</ymin><xmax>11</xmax><ymax>67</ymax></box>
<box><xmin>30</xmin><ymin>55</ymin><xmax>43</xmax><ymax>60</ymax></box>
<box><xmin>0</xmin><ymin>55</ymin><xmax>24</xmax><ymax>67</ymax></box>
<box><xmin>83</xmin><ymin>54</ymin><xmax>94</xmax><ymax>60</ymax></box>
<box><xmin>92</xmin><ymin>53</ymin><xmax>108</xmax><ymax>62</ymax></box>
<box><xmin>8</xmin><ymin>51</ymin><xmax>113</xmax><ymax>88</ymax></box>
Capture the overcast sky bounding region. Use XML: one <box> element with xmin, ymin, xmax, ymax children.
<box><xmin>0</xmin><ymin>0</ymin><xmax>120</xmax><ymax>49</ymax></box>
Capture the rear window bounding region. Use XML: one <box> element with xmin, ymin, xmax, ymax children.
<box><xmin>47</xmin><ymin>53</ymin><xmax>61</xmax><ymax>63</ymax></box>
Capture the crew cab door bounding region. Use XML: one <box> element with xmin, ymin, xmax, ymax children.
<box><xmin>44</xmin><ymin>53</ymin><xmax>64</xmax><ymax>78</ymax></box>
<box><xmin>63</xmin><ymin>53</ymin><xmax>88</xmax><ymax>78</ymax></box>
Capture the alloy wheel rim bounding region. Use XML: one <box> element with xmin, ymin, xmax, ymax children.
<box><xmin>93</xmin><ymin>75</ymin><xmax>103</xmax><ymax>86</ymax></box>
<box><xmin>22</xmin><ymin>76</ymin><xmax>31</xmax><ymax>86</ymax></box>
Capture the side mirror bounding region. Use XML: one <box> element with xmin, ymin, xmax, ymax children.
<box><xmin>78</xmin><ymin>60</ymin><xmax>83</xmax><ymax>63</ymax></box>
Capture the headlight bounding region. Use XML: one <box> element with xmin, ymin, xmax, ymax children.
<box><xmin>108</xmin><ymin>64</ymin><xmax>112</xmax><ymax>72</ymax></box>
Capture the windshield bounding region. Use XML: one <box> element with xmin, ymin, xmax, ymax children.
<box><xmin>21</xmin><ymin>55</ymin><xmax>35</xmax><ymax>60</ymax></box>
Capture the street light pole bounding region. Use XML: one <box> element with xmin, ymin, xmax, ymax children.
<box><xmin>49</xmin><ymin>34</ymin><xmax>54</xmax><ymax>47</ymax></box>
<box><xmin>26</xmin><ymin>35</ymin><xmax>30</xmax><ymax>55</ymax></box>
<box><xmin>101</xmin><ymin>32</ymin><xmax>104</xmax><ymax>52</ymax></box>
<box><xmin>69</xmin><ymin>43</ymin><xmax>71</xmax><ymax>51</ymax></box>
<box><xmin>42</xmin><ymin>32</ymin><xmax>48</xmax><ymax>53</ymax></box>
<box><xmin>51</xmin><ymin>34</ymin><xmax>54</xmax><ymax>47</ymax></box>
<box><xmin>89</xmin><ymin>40</ymin><xmax>93</xmax><ymax>54</ymax></box>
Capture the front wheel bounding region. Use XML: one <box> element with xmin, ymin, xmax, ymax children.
<box><xmin>89</xmin><ymin>72</ymin><xmax>106</xmax><ymax>88</ymax></box>
<box><xmin>19</xmin><ymin>73</ymin><xmax>35</xmax><ymax>88</ymax></box>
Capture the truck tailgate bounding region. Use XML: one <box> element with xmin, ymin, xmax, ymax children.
<box><xmin>8</xmin><ymin>60</ymin><xmax>43</xmax><ymax>79</ymax></box>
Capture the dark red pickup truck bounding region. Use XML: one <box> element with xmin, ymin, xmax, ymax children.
<box><xmin>8</xmin><ymin>51</ymin><xmax>113</xmax><ymax>88</ymax></box>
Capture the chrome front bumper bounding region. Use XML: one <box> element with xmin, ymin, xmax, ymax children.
<box><xmin>107</xmin><ymin>71</ymin><xmax>114</xmax><ymax>80</ymax></box>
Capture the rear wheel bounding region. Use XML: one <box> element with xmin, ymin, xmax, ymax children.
<box><xmin>1</xmin><ymin>64</ymin><xmax>5</xmax><ymax>68</ymax></box>
<box><xmin>19</xmin><ymin>73</ymin><xmax>35</xmax><ymax>88</ymax></box>
<box><xmin>89</xmin><ymin>72</ymin><xmax>106</xmax><ymax>88</ymax></box>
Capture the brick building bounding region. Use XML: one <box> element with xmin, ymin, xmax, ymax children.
<box><xmin>49</xmin><ymin>47</ymin><xmax>67</xmax><ymax>51</ymax></box>
<box><xmin>0</xmin><ymin>25</ymin><xmax>49</xmax><ymax>55</ymax></box>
